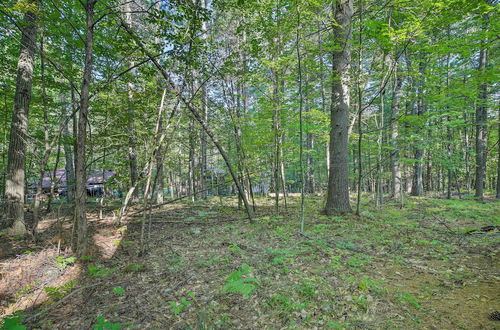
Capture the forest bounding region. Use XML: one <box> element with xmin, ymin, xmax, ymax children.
<box><xmin>0</xmin><ymin>0</ymin><xmax>499</xmax><ymax>328</ymax></box>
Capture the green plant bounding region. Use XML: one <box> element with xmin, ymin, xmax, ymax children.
<box><xmin>358</xmin><ymin>277</ymin><xmax>387</xmax><ymax>296</ymax></box>
<box><xmin>326</xmin><ymin>320</ymin><xmax>346</xmax><ymax>329</ymax></box>
<box><xmin>123</xmin><ymin>263</ymin><xmax>144</xmax><ymax>273</ymax></box>
<box><xmin>168</xmin><ymin>297</ymin><xmax>191</xmax><ymax>316</ymax></box>
<box><xmin>44</xmin><ymin>281</ymin><xmax>76</xmax><ymax>300</ymax></box>
<box><xmin>346</xmin><ymin>254</ymin><xmax>372</xmax><ymax>270</ymax></box>
<box><xmin>397</xmin><ymin>293</ymin><xmax>421</xmax><ymax>309</ymax></box>
<box><xmin>92</xmin><ymin>316</ymin><xmax>121</xmax><ymax>330</ymax></box>
<box><xmin>54</xmin><ymin>256</ymin><xmax>76</xmax><ymax>269</ymax></box>
<box><xmin>222</xmin><ymin>263</ymin><xmax>259</xmax><ymax>297</ymax></box>
<box><xmin>1</xmin><ymin>311</ymin><xmax>26</xmax><ymax>330</ymax></box>
<box><xmin>88</xmin><ymin>265</ymin><xmax>113</xmax><ymax>277</ymax></box>
<box><xmin>228</xmin><ymin>243</ymin><xmax>243</xmax><ymax>255</ymax></box>
<box><xmin>297</xmin><ymin>280</ymin><xmax>315</xmax><ymax>300</ymax></box>
<box><xmin>165</xmin><ymin>256</ymin><xmax>185</xmax><ymax>271</ymax></box>
<box><xmin>112</xmin><ymin>286</ymin><xmax>125</xmax><ymax>295</ymax></box>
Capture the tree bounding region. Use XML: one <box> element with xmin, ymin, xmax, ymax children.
<box><xmin>324</xmin><ymin>0</ymin><xmax>353</xmax><ymax>215</ymax></box>
<box><xmin>2</xmin><ymin>1</ymin><xmax>38</xmax><ymax>234</ymax></box>
<box><xmin>73</xmin><ymin>0</ymin><xmax>96</xmax><ymax>256</ymax></box>
<box><xmin>474</xmin><ymin>9</ymin><xmax>490</xmax><ymax>201</ymax></box>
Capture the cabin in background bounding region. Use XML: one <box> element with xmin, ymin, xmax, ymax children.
<box><xmin>27</xmin><ymin>169</ymin><xmax>115</xmax><ymax>199</ymax></box>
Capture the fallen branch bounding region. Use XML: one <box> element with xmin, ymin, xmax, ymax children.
<box><xmin>25</xmin><ymin>281</ymin><xmax>104</xmax><ymax>322</ymax></box>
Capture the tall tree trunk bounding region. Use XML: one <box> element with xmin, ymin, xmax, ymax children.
<box><xmin>199</xmin><ymin>0</ymin><xmax>208</xmax><ymax>199</ymax></box>
<box><xmin>156</xmin><ymin>89</ymin><xmax>167</xmax><ymax>205</ymax></box>
<box><xmin>411</xmin><ymin>59</ymin><xmax>426</xmax><ymax>197</ymax></box>
<box><xmin>272</xmin><ymin>71</ymin><xmax>281</xmax><ymax>214</ymax></box>
<box><xmin>305</xmin><ymin>132</ymin><xmax>314</xmax><ymax>194</ymax></box>
<box><xmin>496</xmin><ymin>104</ymin><xmax>500</xmax><ymax>199</ymax></box>
<box><xmin>125</xmin><ymin>2</ymin><xmax>139</xmax><ymax>203</ymax></box>
<box><xmin>446</xmin><ymin>49</ymin><xmax>453</xmax><ymax>199</ymax></box>
<box><xmin>46</xmin><ymin>141</ymin><xmax>61</xmax><ymax>212</ymax></box>
<box><xmin>64</xmin><ymin>111</ymin><xmax>75</xmax><ymax>203</ymax></box>
<box><xmin>2</xmin><ymin>2</ymin><xmax>38</xmax><ymax>234</ymax></box>
<box><xmin>390</xmin><ymin>65</ymin><xmax>404</xmax><ymax>201</ymax></box>
<box><xmin>324</xmin><ymin>0</ymin><xmax>353</xmax><ymax>215</ymax></box>
<box><xmin>375</xmin><ymin>55</ymin><xmax>386</xmax><ymax>208</ymax></box>
<box><xmin>475</xmin><ymin>26</ymin><xmax>489</xmax><ymax>201</ymax></box>
<box><xmin>33</xmin><ymin>35</ymin><xmax>49</xmax><ymax>231</ymax></box>
<box><xmin>296</xmin><ymin>3</ymin><xmax>305</xmax><ymax>231</ymax></box>
<box><xmin>73</xmin><ymin>0</ymin><xmax>95</xmax><ymax>256</ymax></box>
<box><xmin>188</xmin><ymin>118</ymin><xmax>196</xmax><ymax>202</ymax></box>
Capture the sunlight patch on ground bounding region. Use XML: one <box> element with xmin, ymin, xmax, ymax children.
<box><xmin>0</xmin><ymin>248</ymin><xmax>81</xmax><ymax>317</ymax></box>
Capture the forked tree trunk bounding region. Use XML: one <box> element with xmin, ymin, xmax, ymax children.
<box><xmin>2</xmin><ymin>3</ymin><xmax>38</xmax><ymax>234</ymax></box>
<box><xmin>324</xmin><ymin>0</ymin><xmax>353</xmax><ymax>215</ymax></box>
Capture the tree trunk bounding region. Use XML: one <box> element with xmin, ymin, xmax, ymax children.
<box><xmin>188</xmin><ymin>118</ymin><xmax>196</xmax><ymax>202</ymax></box>
<box><xmin>324</xmin><ymin>0</ymin><xmax>353</xmax><ymax>215</ymax></box>
<box><xmin>2</xmin><ymin>2</ymin><xmax>38</xmax><ymax>234</ymax></box>
<box><xmin>496</xmin><ymin>104</ymin><xmax>500</xmax><ymax>199</ymax></box>
<box><xmin>64</xmin><ymin>112</ymin><xmax>75</xmax><ymax>203</ymax></box>
<box><xmin>33</xmin><ymin>35</ymin><xmax>49</xmax><ymax>231</ymax></box>
<box><xmin>390</xmin><ymin>65</ymin><xmax>404</xmax><ymax>201</ymax></box>
<box><xmin>156</xmin><ymin>89</ymin><xmax>167</xmax><ymax>205</ymax></box>
<box><xmin>305</xmin><ymin>133</ymin><xmax>314</xmax><ymax>194</ymax></box>
<box><xmin>73</xmin><ymin>0</ymin><xmax>95</xmax><ymax>256</ymax></box>
<box><xmin>475</xmin><ymin>33</ymin><xmax>489</xmax><ymax>201</ymax></box>
<box><xmin>411</xmin><ymin>59</ymin><xmax>426</xmax><ymax>197</ymax></box>
<box><xmin>125</xmin><ymin>2</ymin><xmax>139</xmax><ymax>203</ymax></box>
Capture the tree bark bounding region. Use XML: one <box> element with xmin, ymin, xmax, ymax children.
<box><xmin>73</xmin><ymin>0</ymin><xmax>95</xmax><ymax>256</ymax></box>
<box><xmin>63</xmin><ymin>113</ymin><xmax>75</xmax><ymax>203</ymax></box>
<box><xmin>33</xmin><ymin>35</ymin><xmax>49</xmax><ymax>231</ymax></box>
<box><xmin>475</xmin><ymin>31</ymin><xmax>489</xmax><ymax>201</ymax></box>
<box><xmin>390</xmin><ymin>65</ymin><xmax>404</xmax><ymax>201</ymax></box>
<box><xmin>324</xmin><ymin>0</ymin><xmax>353</xmax><ymax>215</ymax></box>
<box><xmin>156</xmin><ymin>88</ymin><xmax>167</xmax><ymax>205</ymax></box>
<box><xmin>2</xmin><ymin>2</ymin><xmax>38</xmax><ymax>234</ymax></box>
<box><xmin>496</xmin><ymin>104</ymin><xmax>500</xmax><ymax>199</ymax></box>
<box><xmin>411</xmin><ymin>59</ymin><xmax>426</xmax><ymax>197</ymax></box>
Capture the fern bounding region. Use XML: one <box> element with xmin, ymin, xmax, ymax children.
<box><xmin>223</xmin><ymin>264</ymin><xmax>259</xmax><ymax>297</ymax></box>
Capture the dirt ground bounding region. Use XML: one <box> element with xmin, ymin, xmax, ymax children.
<box><xmin>1</xmin><ymin>195</ymin><xmax>499</xmax><ymax>329</ymax></box>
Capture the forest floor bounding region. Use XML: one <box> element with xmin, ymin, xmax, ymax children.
<box><xmin>1</xmin><ymin>194</ymin><xmax>499</xmax><ymax>329</ymax></box>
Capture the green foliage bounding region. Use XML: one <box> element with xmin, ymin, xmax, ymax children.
<box><xmin>112</xmin><ymin>286</ymin><xmax>125</xmax><ymax>295</ymax></box>
<box><xmin>346</xmin><ymin>254</ymin><xmax>372</xmax><ymax>271</ymax></box>
<box><xmin>168</xmin><ymin>296</ymin><xmax>192</xmax><ymax>316</ymax></box>
<box><xmin>228</xmin><ymin>243</ymin><xmax>243</xmax><ymax>255</ymax></box>
<box><xmin>92</xmin><ymin>316</ymin><xmax>121</xmax><ymax>330</ymax></box>
<box><xmin>123</xmin><ymin>263</ymin><xmax>144</xmax><ymax>273</ymax></box>
<box><xmin>397</xmin><ymin>293</ymin><xmax>421</xmax><ymax>309</ymax></box>
<box><xmin>222</xmin><ymin>264</ymin><xmax>259</xmax><ymax>297</ymax></box>
<box><xmin>88</xmin><ymin>265</ymin><xmax>113</xmax><ymax>277</ymax></box>
<box><xmin>54</xmin><ymin>256</ymin><xmax>76</xmax><ymax>269</ymax></box>
<box><xmin>44</xmin><ymin>281</ymin><xmax>76</xmax><ymax>300</ymax></box>
<box><xmin>0</xmin><ymin>312</ymin><xmax>26</xmax><ymax>330</ymax></box>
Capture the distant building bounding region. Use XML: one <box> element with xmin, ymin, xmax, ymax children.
<box><xmin>27</xmin><ymin>169</ymin><xmax>115</xmax><ymax>198</ymax></box>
